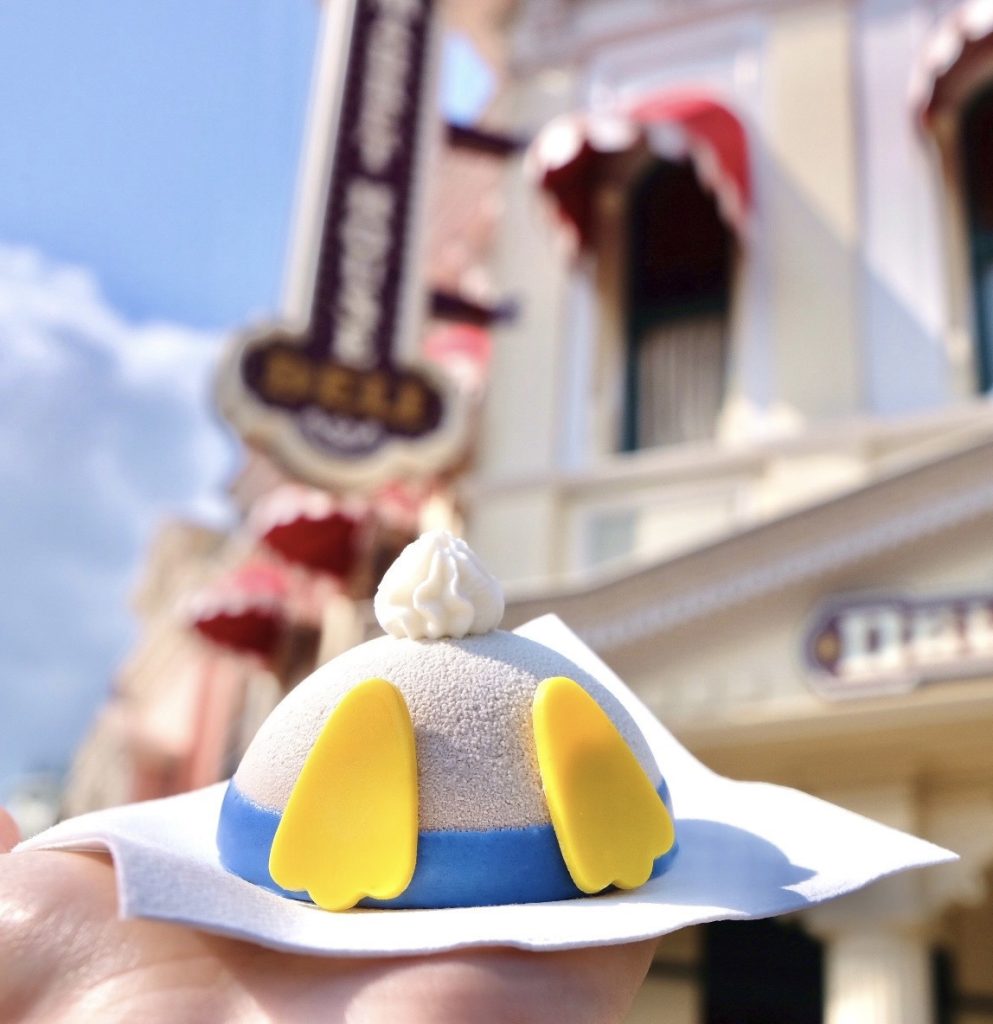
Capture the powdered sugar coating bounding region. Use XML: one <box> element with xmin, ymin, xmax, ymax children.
<box><xmin>234</xmin><ymin>630</ymin><xmax>660</xmax><ymax>831</ymax></box>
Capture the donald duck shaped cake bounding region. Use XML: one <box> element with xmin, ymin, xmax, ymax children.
<box><xmin>217</xmin><ymin>531</ymin><xmax>677</xmax><ymax>910</ymax></box>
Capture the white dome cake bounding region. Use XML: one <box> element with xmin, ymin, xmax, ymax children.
<box><xmin>217</xmin><ymin>531</ymin><xmax>677</xmax><ymax>910</ymax></box>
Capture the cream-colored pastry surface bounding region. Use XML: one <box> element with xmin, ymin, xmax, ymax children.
<box><xmin>234</xmin><ymin>630</ymin><xmax>661</xmax><ymax>831</ymax></box>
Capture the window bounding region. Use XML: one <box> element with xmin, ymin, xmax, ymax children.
<box><xmin>530</xmin><ymin>93</ymin><xmax>749</xmax><ymax>451</ymax></box>
<box><xmin>703</xmin><ymin>918</ymin><xmax>822</xmax><ymax>1024</ymax></box>
<box><xmin>961</xmin><ymin>80</ymin><xmax>993</xmax><ymax>392</ymax></box>
<box><xmin>622</xmin><ymin>158</ymin><xmax>734</xmax><ymax>450</ymax></box>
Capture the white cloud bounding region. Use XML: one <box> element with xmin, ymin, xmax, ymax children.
<box><xmin>0</xmin><ymin>245</ymin><xmax>237</xmax><ymax>796</ymax></box>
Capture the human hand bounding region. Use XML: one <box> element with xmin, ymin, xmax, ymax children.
<box><xmin>0</xmin><ymin>811</ymin><xmax>655</xmax><ymax>1024</ymax></box>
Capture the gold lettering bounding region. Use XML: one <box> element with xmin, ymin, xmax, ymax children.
<box><xmin>316</xmin><ymin>365</ymin><xmax>357</xmax><ymax>413</ymax></box>
<box><xmin>390</xmin><ymin>379</ymin><xmax>428</xmax><ymax>431</ymax></box>
<box><xmin>263</xmin><ymin>350</ymin><xmax>312</xmax><ymax>402</ymax></box>
<box><xmin>355</xmin><ymin>371</ymin><xmax>393</xmax><ymax>420</ymax></box>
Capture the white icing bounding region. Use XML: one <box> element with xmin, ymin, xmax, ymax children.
<box><xmin>373</xmin><ymin>530</ymin><xmax>504</xmax><ymax>640</ymax></box>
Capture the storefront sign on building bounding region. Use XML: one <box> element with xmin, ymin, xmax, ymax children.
<box><xmin>805</xmin><ymin>591</ymin><xmax>993</xmax><ymax>698</ymax></box>
<box><xmin>218</xmin><ymin>0</ymin><xmax>467</xmax><ymax>491</ymax></box>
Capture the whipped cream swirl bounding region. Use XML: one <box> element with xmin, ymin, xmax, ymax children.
<box><xmin>374</xmin><ymin>530</ymin><xmax>505</xmax><ymax>640</ymax></box>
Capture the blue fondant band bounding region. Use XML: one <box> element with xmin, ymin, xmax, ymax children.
<box><xmin>217</xmin><ymin>779</ymin><xmax>678</xmax><ymax>909</ymax></box>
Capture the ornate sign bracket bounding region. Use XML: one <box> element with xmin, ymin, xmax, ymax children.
<box><xmin>218</xmin><ymin>0</ymin><xmax>467</xmax><ymax>492</ymax></box>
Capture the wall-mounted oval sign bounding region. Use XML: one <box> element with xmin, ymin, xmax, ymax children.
<box><xmin>805</xmin><ymin>591</ymin><xmax>993</xmax><ymax>699</ymax></box>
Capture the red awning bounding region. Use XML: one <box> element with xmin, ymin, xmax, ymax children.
<box><xmin>248</xmin><ymin>485</ymin><xmax>367</xmax><ymax>579</ymax></box>
<box><xmin>188</xmin><ymin>562</ymin><xmax>289</xmax><ymax>659</ymax></box>
<box><xmin>912</xmin><ymin>1</ymin><xmax>993</xmax><ymax>122</ymax></box>
<box><xmin>372</xmin><ymin>480</ymin><xmax>424</xmax><ymax>532</ymax></box>
<box><xmin>423</xmin><ymin>323</ymin><xmax>492</xmax><ymax>394</ymax></box>
<box><xmin>527</xmin><ymin>90</ymin><xmax>751</xmax><ymax>248</ymax></box>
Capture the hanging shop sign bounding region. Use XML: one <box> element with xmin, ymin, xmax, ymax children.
<box><xmin>217</xmin><ymin>0</ymin><xmax>466</xmax><ymax>491</ymax></box>
<box><xmin>805</xmin><ymin>590</ymin><xmax>993</xmax><ymax>699</ymax></box>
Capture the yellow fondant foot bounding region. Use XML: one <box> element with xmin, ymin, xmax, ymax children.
<box><xmin>533</xmin><ymin>676</ymin><xmax>675</xmax><ymax>894</ymax></box>
<box><xmin>269</xmin><ymin>677</ymin><xmax>418</xmax><ymax>911</ymax></box>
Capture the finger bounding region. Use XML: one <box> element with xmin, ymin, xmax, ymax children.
<box><xmin>0</xmin><ymin>808</ymin><xmax>20</xmax><ymax>853</ymax></box>
<box><xmin>314</xmin><ymin>939</ymin><xmax>660</xmax><ymax>1024</ymax></box>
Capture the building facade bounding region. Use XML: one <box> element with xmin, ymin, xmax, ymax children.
<box><xmin>466</xmin><ymin>0</ymin><xmax>993</xmax><ymax>1020</ymax></box>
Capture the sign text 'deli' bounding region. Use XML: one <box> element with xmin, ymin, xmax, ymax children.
<box><xmin>805</xmin><ymin>591</ymin><xmax>993</xmax><ymax>698</ymax></box>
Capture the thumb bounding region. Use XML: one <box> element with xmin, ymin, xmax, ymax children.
<box><xmin>0</xmin><ymin>808</ymin><xmax>21</xmax><ymax>853</ymax></box>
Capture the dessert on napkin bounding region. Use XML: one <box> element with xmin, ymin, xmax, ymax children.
<box><xmin>218</xmin><ymin>531</ymin><xmax>677</xmax><ymax>910</ymax></box>
<box><xmin>15</xmin><ymin>532</ymin><xmax>956</xmax><ymax>957</ymax></box>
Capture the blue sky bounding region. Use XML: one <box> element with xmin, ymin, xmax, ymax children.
<box><xmin>0</xmin><ymin>1</ymin><xmax>317</xmax><ymax>327</ymax></box>
<box><xmin>0</xmin><ymin>2</ymin><xmax>495</xmax><ymax>799</ymax></box>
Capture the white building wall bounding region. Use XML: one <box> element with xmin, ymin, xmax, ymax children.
<box><xmin>855</xmin><ymin>0</ymin><xmax>952</xmax><ymax>413</ymax></box>
<box><xmin>469</xmin><ymin>67</ymin><xmax>581</xmax><ymax>580</ymax></box>
<box><xmin>766</xmin><ymin>0</ymin><xmax>863</xmax><ymax>421</ymax></box>
<box><xmin>472</xmin><ymin>0</ymin><xmax>993</xmax><ymax>587</ymax></box>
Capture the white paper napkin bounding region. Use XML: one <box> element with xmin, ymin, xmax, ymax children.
<box><xmin>16</xmin><ymin>615</ymin><xmax>956</xmax><ymax>956</ymax></box>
